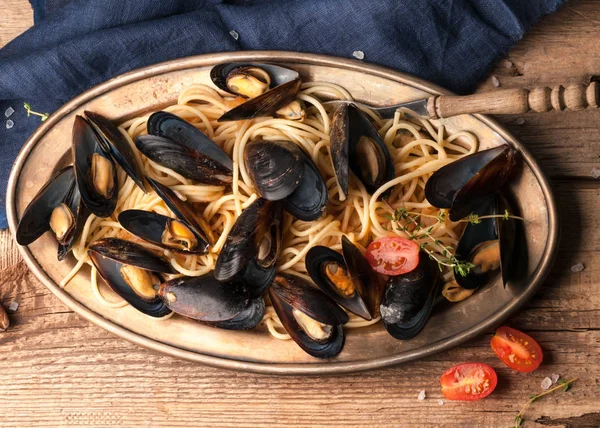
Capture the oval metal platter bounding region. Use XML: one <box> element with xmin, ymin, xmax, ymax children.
<box><xmin>6</xmin><ymin>52</ymin><xmax>559</xmax><ymax>374</ymax></box>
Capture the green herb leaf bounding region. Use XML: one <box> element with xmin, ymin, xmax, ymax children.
<box><xmin>503</xmin><ymin>209</ymin><xmax>510</xmax><ymax>220</ymax></box>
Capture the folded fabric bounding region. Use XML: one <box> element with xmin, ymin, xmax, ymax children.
<box><xmin>0</xmin><ymin>0</ymin><xmax>566</xmax><ymax>228</ymax></box>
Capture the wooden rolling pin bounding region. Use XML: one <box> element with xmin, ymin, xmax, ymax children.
<box><xmin>426</xmin><ymin>81</ymin><xmax>600</xmax><ymax>119</ymax></box>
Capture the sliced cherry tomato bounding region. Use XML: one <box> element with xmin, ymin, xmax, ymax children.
<box><xmin>440</xmin><ymin>362</ymin><xmax>497</xmax><ymax>401</ymax></box>
<box><xmin>365</xmin><ymin>236</ymin><xmax>419</xmax><ymax>275</ymax></box>
<box><xmin>490</xmin><ymin>326</ymin><xmax>543</xmax><ymax>372</ymax></box>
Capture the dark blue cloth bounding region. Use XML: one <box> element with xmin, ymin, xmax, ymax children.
<box><xmin>1</xmin><ymin>0</ymin><xmax>566</xmax><ymax>228</ymax></box>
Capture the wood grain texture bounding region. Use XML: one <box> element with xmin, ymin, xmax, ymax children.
<box><xmin>2</xmin><ymin>0</ymin><xmax>600</xmax><ymax>427</ymax></box>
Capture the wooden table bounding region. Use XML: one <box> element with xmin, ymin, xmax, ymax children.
<box><xmin>1</xmin><ymin>1</ymin><xmax>599</xmax><ymax>426</ymax></box>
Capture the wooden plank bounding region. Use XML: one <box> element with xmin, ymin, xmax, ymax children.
<box><xmin>0</xmin><ymin>0</ymin><xmax>32</xmax><ymax>48</ymax></box>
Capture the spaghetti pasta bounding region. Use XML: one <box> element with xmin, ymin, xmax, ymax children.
<box><xmin>60</xmin><ymin>81</ymin><xmax>478</xmax><ymax>339</ymax></box>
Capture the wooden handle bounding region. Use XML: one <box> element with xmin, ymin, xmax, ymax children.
<box><xmin>426</xmin><ymin>82</ymin><xmax>600</xmax><ymax>119</ymax></box>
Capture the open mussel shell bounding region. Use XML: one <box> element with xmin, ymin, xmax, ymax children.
<box><xmin>380</xmin><ymin>253</ymin><xmax>441</xmax><ymax>340</ymax></box>
<box><xmin>424</xmin><ymin>145</ymin><xmax>518</xmax><ymax>221</ymax></box>
<box><xmin>72</xmin><ymin>115</ymin><xmax>118</xmax><ymax>217</ymax></box>
<box><xmin>89</xmin><ymin>246</ymin><xmax>171</xmax><ymax>317</ymax></box>
<box><xmin>84</xmin><ymin>111</ymin><xmax>146</xmax><ymax>191</ymax></box>
<box><xmin>146</xmin><ymin>177</ymin><xmax>215</xmax><ymax>246</ymax></box>
<box><xmin>330</xmin><ymin>103</ymin><xmax>395</xmax><ymax>198</ymax></box>
<box><xmin>455</xmin><ymin>194</ymin><xmax>515</xmax><ymax>289</ymax></box>
<box><xmin>244</xmin><ymin>140</ymin><xmax>304</xmax><ymax>200</ymax></box>
<box><xmin>210</xmin><ymin>298</ymin><xmax>265</xmax><ymax>330</ymax></box>
<box><xmin>88</xmin><ymin>238</ymin><xmax>174</xmax><ymax>274</ymax></box>
<box><xmin>214</xmin><ymin>198</ymin><xmax>282</xmax><ymax>298</ymax></box>
<box><xmin>118</xmin><ymin>209</ymin><xmax>210</xmax><ymax>254</ymax></box>
<box><xmin>158</xmin><ymin>273</ymin><xmax>249</xmax><ymax>322</ymax></box>
<box><xmin>218</xmin><ymin>78</ymin><xmax>302</xmax><ymax>122</ymax></box>
<box><xmin>282</xmin><ymin>149</ymin><xmax>328</xmax><ymax>221</ymax></box>
<box><xmin>269</xmin><ymin>273</ymin><xmax>348</xmax><ymax>359</ymax></box>
<box><xmin>16</xmin><ymin>166</ymin><xmax>86</xmax><ymax>261</ymax></box>
<box><xmin>211</xmin><ymin>63</ymin><xmax>300</xmax><ymax>97</ymax></box>
<box><xmin>147</xmin><ymin>111</ymin><xmax>233</xmax><ymax>171</ymax></box>
<box><xmin>305</xmin><ymin>236</ymin><xmax>374</xmax><ymax>320</ymax></box>
<box><xmin>135</xmin><ymin>135</ymin><xmax>232</xmax><ymax>185</ymax></box>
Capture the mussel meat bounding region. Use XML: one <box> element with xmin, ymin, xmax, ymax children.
<box><xmin>269</xmin><ymin>273</ymin><xmax>348</xmax><ymax>359</ymax></box>
<box><xmin>158</xmin><ymin>272</ymin><xmax>249</xmax><ymax>322</ymax></box>
<box><xmin>16</xmin><ymin>166</ymin><xmax>86</xmax><ymax>261</ymax></box>
<box><xmin>244</xmin><ymin>140</ymin><xmax>304</xmax><ymax>201</ymax></box>
<box><xmin>212</xmin><ymin>63</ymin><xmax>302</xmax><ymax>122</ymax></box>
<box><xmin>85</xmin><ymin>111</ymin><xmax>146</xmax><ymax>191</ymax></box>
<box><xmin>72</xmin><ymin>115</ymin><xmax>119</xmax><ymax>217</ymax></box>
<box><xmin>147</xmin><ymin>111</ymin><xmax>233</xmax><ymax>171</ymax></box>
<box><xmin>454</xmin><ymin>194</ymin><xmax>515</xmax><ymax>289</ymax></box>
<box><xmin>330</xmin><ymin>103</ymin><xmax>395</xmax><ymax>199</ymax></box>
<box><xmin>305</xmin><ymin>236</ymin><xmax>381</xmax><ymax>320</ymax></box>
<box><xmin>89</xmin><ymin>238</ymin><xmax>172</xmax><ymax>317</ymax></box>
<box><xmin>135</xmin><ymin>135</ymin><xmax>232</xmax><ymax>185</ymax></box>
<box><xmin>214</xmin><ymin>198</ymin><xmax>282</xmax><ymax>298</ymax></box>
<box><xmin>282</xmin><ymin>148</ymin><xmax>328</xmax><ymax>221</ymax></box>
<box><xmin>424</xmin><ymin>145</ymin><xmax>518</xmax><ymax>221</ymax></box>
<box><xmin>380</xmin><ymin>253</ymin><xmax>441</xmax><ymax>340</ymax></box>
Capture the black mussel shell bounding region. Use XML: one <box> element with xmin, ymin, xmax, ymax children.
<box><xmin>380</xmin><ymin>253</ymin><xmax>441</xmax><ymax>340</ymax></box>
<box><xmin>269</xmin><ymin>273</ymin><xmax>347</xmax><ymax>359</ymax></box>
<box><xmin>85</xmin><ymin>111</ymin><xmax>146</xmax><ymax>191</ymax></box>
<box><xmin>455</xmin><ymin>195</ymin><xmax>516</xmax><ymax>289</ymax></box>
<box><xmin>118</xmin><ymin>209</ymin><xmax>210</xmax><ymax>254</ymax></box>
<box><xmin>282</xmin><ymin>149</ymin><xmax>328</xmax><ymax>221</ymax></box>
<box><xmin>72</xmin><ymin>115</ymin><xmax>118</xmax><ymax>217</ymax></box>
<box><xmin>330</xmin><ymin>103</ymin><xmax>395</xmax><ymax>198</ymax></box>
<box><xmin>88</xmin><ymin>238</ymin><xmax>175</xmax><ymax>273</ymax></box>
<box><xmin>211</xmin><ymin>63</ymin><xmax>299</xmax><ymax>97</ymax></box>
<box><xmin>158</xmin><ymin>273</ymin><xmax>249</xmax><ymax>322</ymax></box>
<box><xmin>424</xmin><ymin>145</ymin><xmax>518</xmax><ymax>221</ymax></box>
<box><xmin>146</xmin><ymin>177</ymin><xmax>215</xmax><ymax>246</ymax></box>
<box><xmin>218</xmin><ymin>78</ymin><xmax>302</xmax><ymax>122</ymax></box>
<box><xmin>17</xmin><ymin>166</ymin><xmax>86</xmax><ymax>261</ymax></box>
<box><xmin>244</xmin><ymin>140</ymin><xmax>304</xmax><ymax>200</ymax></box>
<box><xmin>57</xmin><ymin>179</ymin><xmax>86</xmax><ymax>261</ymax></box>
<box><xmin>305</xmin><ymin>236</ymin><xmax>374</xmax><ymax>320</ymax></box>
<box><xmin>147</xmin><ymin>111</ymin><xmax>233</xmax><ymax>171</ymax></box>
<box><xmin>89</xmin><ymin>249</ymin><xmax>171</xmax><ymax>318</ymax></box>
<box><xmin>210</xmin><ymin>298</ymin><xmax>265</xmax><ymax>330</ymax></box>
<box><xmin>214</xmin><ymin>198</ymin><xmax>282</xmax><ymax>298</ymax></box>
<box><xmin>135</xmin><ymin>135</ymin><xmax>232</xmax><ymax>185</ymax></box>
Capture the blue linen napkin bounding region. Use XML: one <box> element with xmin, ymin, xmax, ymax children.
<box><xmin>0</xmin><ymin>0</ymin><xmax>566</xmax><ymax>229</ymax></box>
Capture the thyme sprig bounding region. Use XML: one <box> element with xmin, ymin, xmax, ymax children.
<box><xmin>384</xmin><ymin>206</ymin><xmax>523</xmax><ymax>277</ymax></box>
<box><xmin>23</xmin><ymin>103</ymin><xmax>49</xmax><ymax>122</ymax></box>
<box><xmin>513</xmin><ymin>378</ymin><xmax>578</xmax><ymax>427</ymax></box>
<box><xmin>385</xmin><ymin>207</ymin><xmax>475</xmax><ymax>277</ymax></box>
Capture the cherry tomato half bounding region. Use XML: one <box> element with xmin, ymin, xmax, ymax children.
<box><xmin>490</xmin><ymin>326</ymin><xmax>543</xmax><ymax>373</ymax></box>
<box><xmin>365</xmin><ymin>236</ymin><xmax>419</xmax><ymax>275</ymax></box>
<box><xmin>440</xmin><ymin>362</ymin><xmax>498</xmax><ymax>401</ymax></box>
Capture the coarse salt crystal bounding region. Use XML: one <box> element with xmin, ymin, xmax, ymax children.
<box><xmin>8</xmin><ymin>301</ymin><xmax>19</xmax><ymax>312</ymax></box>
<box><xmin>551</xmin><ymin>373</ymin><xmax>560</xmax><ymax>384</ymax></box>
<box><xmin>571</xmin><ymin>263</ymin><xmax>585</xmax><ymax>273</ymax></box>
<box><xmin>592</xmin><ymin>167</ymin><xmax>600</xmax><ymax>179</ymax></box>
<box><xmin>515</xmin><ymin>118</ymin><xmax>525</xmax><ymax>125</ymax></box>
<box><xmin>352</xmin><ymin>50</ymin><xmax>365</xmax><ymax>60</ymax></box>
<box><xmin>417</xmin><ymin>390</ymin><xmax>426</xmax><ymax>400</ymax></box>
<box><xmin>229</xmin><ymin>30</ymin><xmax>239</xmax><ymax>40</ymax></box>
<box><xmin>541</xmin><ymin>377</ymin><xmax>552</xmax><ymax>390</ymax></box>
<box><xmin>437</xmin><ymin>399</ymin><xmax>444</xmax><ymax>405</ymax></box>
<box><xmin>5</xmin><ymin>106</ymin><xmax>14</xmax><ymax>118</ymax></box>
<box><xmin>492</xmin><ymin>76</ymin><xmax>500</xmax><ymax>87</ymax></box>
<box><xmin>6</xmin><ymin>119</ymin><xmax>14</xmax><ymax>129</ymax></box>
<box><xmin>503</xmin><ymin>59</ymin><xmax>513</xmax><ymax>69</ymax></box>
